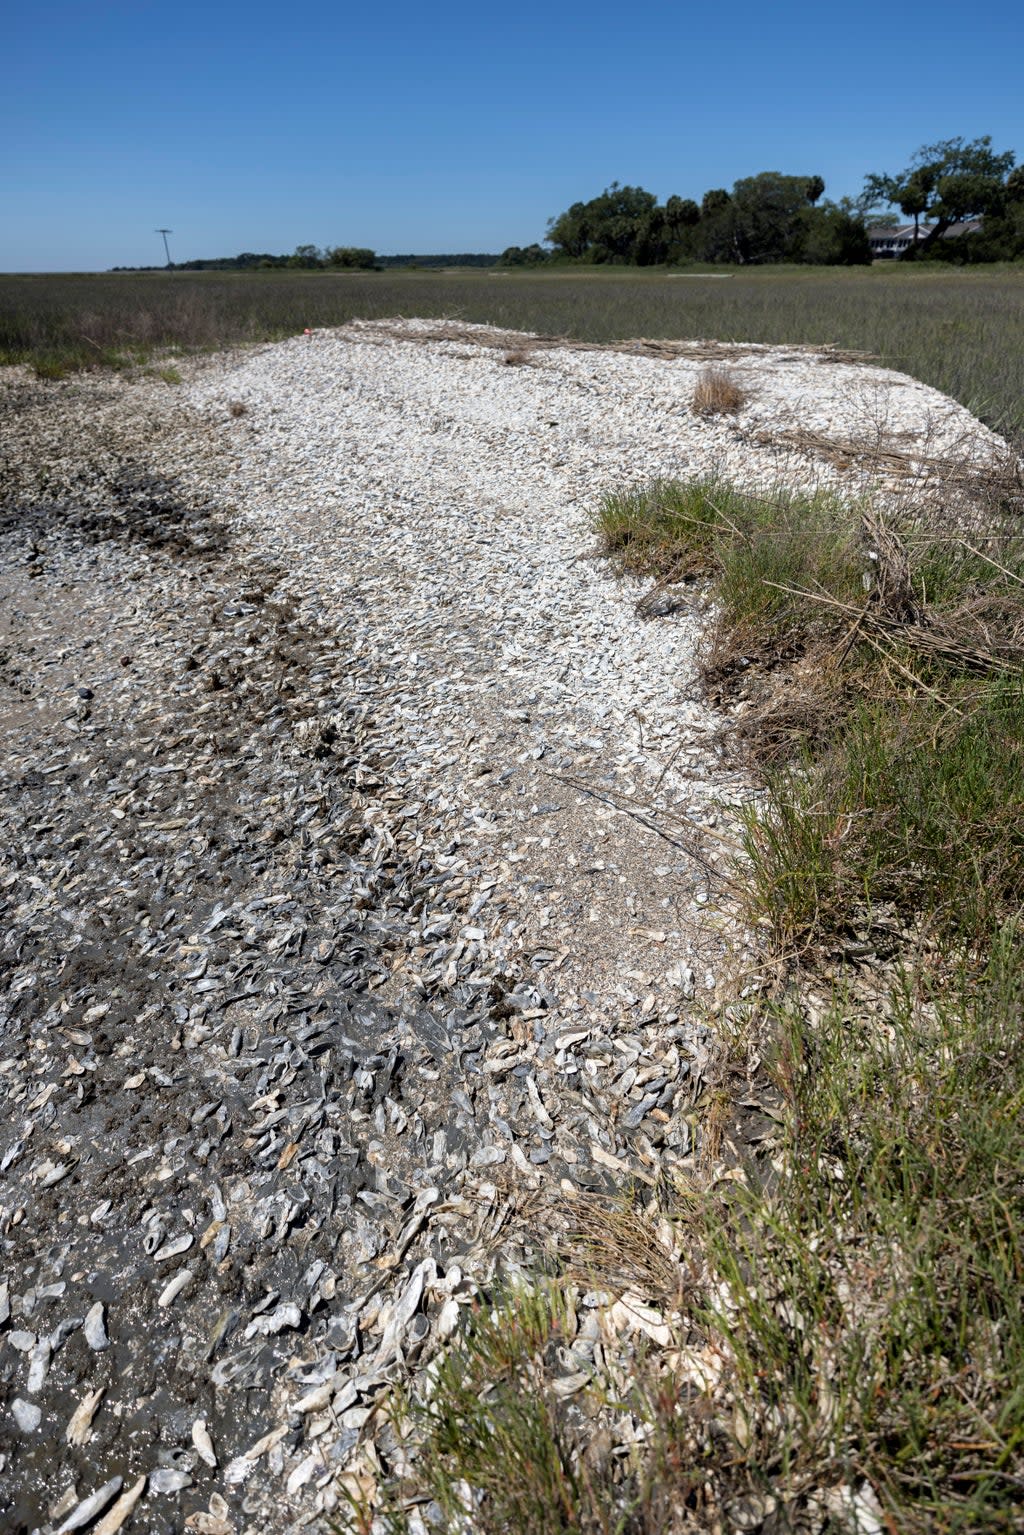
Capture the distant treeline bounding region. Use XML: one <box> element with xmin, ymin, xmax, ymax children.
<box><xmin>112</xmin><ymin>138</ymin><xmax>1022</xmax><ymax>276</ymax></box>
<box><xmin>377</xmin><ymin>254</ymin><xmax>499</xmax><ymax>268</ymax></box>
<box><xmin>113</xmin><ymin>249</ymin><xmax>501</xmax><ymax>272</ymax></box>
<box><xmin>113</xmin><ymin>246</ymin><xmax>380</xmax><ymax>272</ymax></box>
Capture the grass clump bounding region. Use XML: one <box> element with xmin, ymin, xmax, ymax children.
<box><xmin>596</xmin><ymin>474</ymin><xmax>865</xmax><ymax>671</ymax></box>
<box><xmin>597</xmin><ymin>468</ymin><xmax>1024</xmax><ymax>951</ymax></box>
<box><xmin>744</xmin><ymin>685</ymin><xmax>1024</xmax><ymax>951</ymax></box>
<box><xmin>691</xmin><ymin>366</ymin><xmax>746</xmax><ymax>416</ymax></box>
<box><xmin>380</xmin><ymin>1285</ymin><xmax>621</xmax><ymax>1535</ymax></box>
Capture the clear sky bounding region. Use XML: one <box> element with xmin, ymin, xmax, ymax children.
<box><xmin>3</xmin><ymin>0</ymin><xmax>1021</xmax><ymax>271</ymax></box>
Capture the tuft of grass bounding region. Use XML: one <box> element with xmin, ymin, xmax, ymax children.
<box><xmin>595</xmin><ymin>475</ymin><xmax>733</xmax><ymax>580</ymax></box>
<box><xmin>691</xmin><ymin>366</ymin><xmax>746</xmax><ymax>415</ymax></box>
<box><xmin>380</xmin><ymin>1285</ymin><xmax>621</xmax><ymax>1535</ymax></box>
<box><xmin>596</xmin><ymin>475</ymin><xmax>865</xmax><ymax>662</ymax></box>
<box><xmin>557</xmin><ymin>1191</ymin><xmax>687</xmax><ymax>1307</ymax></box>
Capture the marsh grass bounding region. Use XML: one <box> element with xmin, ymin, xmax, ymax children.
<box><xmin>743</xmin><ymin>686</ymin><xmax>1024</xmax><ymax>951</ymax></box>
<box><xmin>2</xmin><ymin>265</ymin><xmax>1023</xmax><ymax>434</ymax></box>
<box><xmin>389</xmin><ymin>965</ymin><xmax>1024</xmax><ymax>1533</ymax></box>
<box><xmin>500</xmin><ymin>458</ymin><xmax>1024</xmax><ymax>1532</ymax></box>
<box><xmin>697</xmin><ymin>933</ymin><xmax>1024</xmax><ymax>1531</ymax></box>
<box><xmin>597</xmin><ymin>468</ymin><xmax>1024</xmax><ymax>954</ymax></box>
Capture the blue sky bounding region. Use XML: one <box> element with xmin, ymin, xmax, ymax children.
<box><xmin>3</xmin><ymin>0</ymin><xmax>1021</xmax><ymax>270</ymax></box>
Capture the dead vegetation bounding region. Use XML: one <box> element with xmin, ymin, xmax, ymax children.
<box><xmin>690</xmin><ymin>367</ymin><xmax>746</xmax><ymax>416</ymax></box>
<box><xmin>358</xmin><ymin>317</ymin><xmax>872</xmax><ymax>367</ymax></box>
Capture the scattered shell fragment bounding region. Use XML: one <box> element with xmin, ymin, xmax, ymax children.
<box><xmin>83</xmin><ymin>1302</ymin><xmax>109</xmax><ymax>1351</ymax></box>
<box><xmin>149</xmin><ymin>1467</ymin><xmax>193</xmax><ymax>1495</ymax></box>
<box><xmin>65</xmin><ymin>1388</ymin><xmax>105</xmax><ymax>1447</ymax></box>
<box><xmin>152</xmin><ymin>1232</ymin><xmax>195</xmax><ymax>1263</ymax></box>
<box><xmin>192</xmin><ymin>1417</ymin><xmax>217</xmax><ymax>1468</ymax></box>
<box><xmin>90</xmin><ymin>1476</ymin><xmax>148</xmax><ymax>1535</ymax></box>
<box><xmin>158</xmin><ymin>1268</ymin><xmax>194</xmax><ymax>1308</ymax></box>
<box><xmin>12</xmin><ymin>1398</ymin><xmax>42</xmax><ymax>1433</ymax></box>
<box><xmin>55</xmin><ymin>1477</ymin><xmax>123</xmax><ymax>1534</ymax></box>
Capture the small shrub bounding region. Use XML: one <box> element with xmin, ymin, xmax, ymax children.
<box><xmin>227</xmin><ymin>399</ymin><xmax>247</xmax><ymax>417</ymax></box>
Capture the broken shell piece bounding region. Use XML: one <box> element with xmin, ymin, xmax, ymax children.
<box><xmin>91</xmin><ymin>1477</ymin><xmax>148</xmax><ymax>1535</ymax></box>
<box><xmin>65</xmin><ymin>1388</ymin><xmax>105</xmax><ymax>1447</ymax></box>
<box><xmin>83</xmin><ymin>1302</ymin><xmax>109</xmax><ymax>1351</ymax></box>
<box><xmin>157</xmin><ymin>1268</ymin><xmax>193</xmax><ymax>1307</ymax></box>
<box><xmin>184</xmin><ymin>1515</ymin><xmax>232</xmax><ymax>1535</ymax></box>
<box><xmin>56</xmin><ymin>1477</ymin><xmax>123</xmax><ymax>1534</ymax></box>
<box><xmin>243</xmin><ymin>1301</ymin><xmax>301</xmax><ymax>1339</ymax></box>
<box><xmin>192</xmin><ymin>1417</ymin><xmax>217</xmax><ymax>1468</ymax></box>
<box><xmin>149</xmin><ymin>1466</ymin><xmax>193</xmax><ymax>1495</ymax></box>
<box><xmin>153</xmin><ymin>1232</ymin><xmax>194</xmax><ymax>1263</ymax></box>
<box><xmin>12</xmin><ymin>1398</ymin><xmax>42</xmax><ymax>1433</ymax></box>
<box><xmin>27</xmin><ymin>1338</ymin><xmax>52</xmax><ymax>1392</ymax></box>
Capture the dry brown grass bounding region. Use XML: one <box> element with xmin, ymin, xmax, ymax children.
<box><xmin>691</xmin><ymin>367</ymin><xmax>746</xmax><ymax>416</ymax></box>
<box><xmin>555</xmin><ymin>1192</ymin><xmax>687</xmax><ymax>1308</ymax></box>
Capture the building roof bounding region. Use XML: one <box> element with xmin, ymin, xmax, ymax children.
<box><xmin>868</xmin><ymin>219</ymin><xmax>983</xmax><ymax>243</ymax></box>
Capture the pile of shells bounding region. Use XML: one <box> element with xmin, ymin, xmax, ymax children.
<box><xmin>1</xmin><ymin>324</ymin><xmax>996</xmax><ymax>1532</ymax></box>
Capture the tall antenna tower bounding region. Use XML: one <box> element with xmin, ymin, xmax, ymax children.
<box><xmin>155</xmin><ymin>228</ymin><xmax>173</xmax><ymax>267</ymax></box>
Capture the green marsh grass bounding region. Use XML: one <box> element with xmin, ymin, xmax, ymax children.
<box><xmin>2</xmin><ymin>265</ymin><xmax>1023</xmax><ymax>434</ymax></box>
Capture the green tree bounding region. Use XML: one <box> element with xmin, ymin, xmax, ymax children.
<box><xmin>701</xmin><ymin>188</ymin><xmax>731</xmax><ymax>218</ymax></box>
<box><xmin>862</xmin><ymin>136</ymin><xmax>1016</xmax><ymax>255</ymax></box>
<box><xmin>288</xmin><ymin>244</ymin><xmax>324</xmax><ymax>268</ymax></box>
<box><xmin>545</xmin><ymin>184</ymin><xmax>662</xmax><ymax>264</ymax></box>
<box><xmin>499</xmin><ymin>244</ymin><xmax>550</xmax><ymax>267</ymax></box>
<box><xmin>663</xmin><ymin>195</ymin><xmax>702</xmax><ymax>262</ymax></box>
<box><xmin>797</xmin><ymin>204</ymin><xmax>871</xmax><ymax>265</ymax></box>
<box><xmin>545</xmin><ymin>201</ymin><xmax>590</xmax><ymax>259</ymax></box>
<box><xmin>805</xmin><ymin>175</ymin><xmax>826</xmax><ymax>205</ymax></box>
<box><xmin>729</xmin><ymin>171</ymin><xmax>820</xmax><ymax>263</ymax></box>
<box><xmin>942</xmin><ymin>164</ymin><xmax>1024</xmax><ymax>263</ymax></box>
<box><xmin>326</xmin><ymin>246</ymin><xmax>376</xmax><ymax>269</ymax></box>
